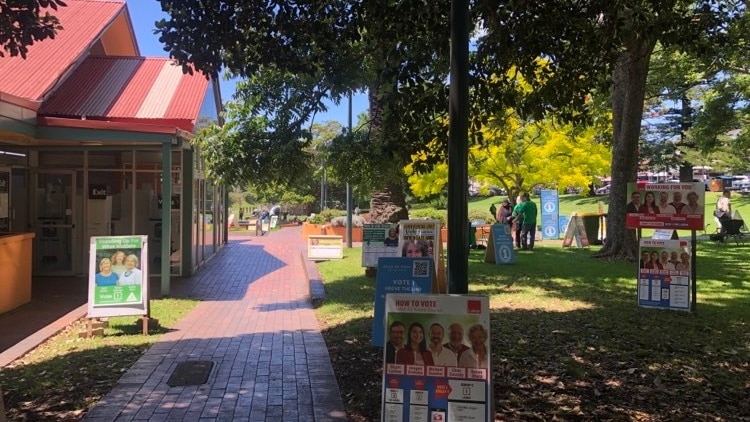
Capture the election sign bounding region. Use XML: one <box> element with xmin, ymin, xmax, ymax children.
<box><xmin>382</xmin><ymin>294</ymin><xmax>492</xmax><ymax>422</ymax></box>
<box><xmin>626</xmin><ymin>182</ymin><xmax>705</xmax><ymax>230</ymax></box>
<box><xmin>371</xmin><ymin>257</ymin><xmax>434</xmax><ymax>347</ymax></box>
<box><xmin>87</xmin><ymin>235</ymin><xmax>149</xmax><ymax>318</ymax></box>
<box><xmin>540</xmin><ymin>189</ymin><xmax>559</xmax><ymax>240</ymax></box>
<box><xmin>484</xmin><ymin>224</ymin><xmax>515</xmax><ymax>264</ymax></box>
<box><xmin>637</xmin><ymin>239</ymin><xmax>692</xmax><ymax>311</ymax></box>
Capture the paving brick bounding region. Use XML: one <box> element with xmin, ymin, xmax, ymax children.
<box><xmin>71</xmin><ymin>228</ymin><xmax>347</xmax><ymax>421</ymax></box>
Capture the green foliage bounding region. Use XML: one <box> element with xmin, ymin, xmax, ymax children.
<box><xmin>308</xmin><ymin>214</ymin><xmax>326</xmax><ymax>224</ymax></box>
<box><xmin>408</xmin><ymin>208</ymin><xmax>446</xmax><ymax>226</ymax></box>
<box><xmin>429</xmin><ymin>194</ymin><xmax>448</xmax><ymax>210</ymax></box>
<box><xmin>318</xmin><ymin>208</ymin><xmax>344</xmax><ymax>223</ymax></box>
<box><xmin>0</xmin><ymin>0</ymin><xmax>66</xmax><ymax>58</ymax></box>
<box><xmin>468</xmin><ymin>208</ymin><xmax>491</xmax><ymax>223</ymax></box>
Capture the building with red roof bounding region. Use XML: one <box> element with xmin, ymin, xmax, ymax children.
<box><xmin>0</xmin><ymin>0</ymin><xmax>225</xmax><ymax>301</ymax></box>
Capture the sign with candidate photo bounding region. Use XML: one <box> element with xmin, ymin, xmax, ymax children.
<box><xmin>626</xmin><ymin>182</ymin><xmax>705</xmax><ymax>230</ymax></box>
<box><xmin>382</xmin><ymin>294</ymin><xmax>491</xmax><ymax>422</ymax></box>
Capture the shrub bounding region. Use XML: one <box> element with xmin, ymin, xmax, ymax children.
<box><xmin>308</xmin><ymin>214</ymin><xmax>325</xmax><ymax>224</ymax></box>
<box><xmin>319</xmin><ymin>208</ymin><xmax>345</xmax><ymax>223</ymax></box>
<box><xmin>469</xmin><ymin>209</ymin><xmax>493</xmax><ymax>223</ymax></box>
<box><xmin>409</xmin><ymin>208</ymin><xmax>447</xmax><ymax>226</ymax></box>
<box><xmin>429</xmin><ymin>195</ymin><xmax>448</xmax><ymax>210</ymax></box>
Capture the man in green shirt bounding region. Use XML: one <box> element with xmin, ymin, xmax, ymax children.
<box><xmin>519</xmin><ymin>192</ymin><xmax>538</xmax><ymax>250</ymax></box>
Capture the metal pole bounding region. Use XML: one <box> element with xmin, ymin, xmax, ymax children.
<box><xmin>346</xmin><ymin>91</ymin><xmax>353</xmax><ymax>248</ymax></box>
<box><xmin>447</xmin><ymin>0</ymin><xmax>470</xmax><ymax>294</ymax></box>
<box><xmin>691</xmin><ymin>230</ymin><xmax>697</xmax><ymax>312</ymax></box>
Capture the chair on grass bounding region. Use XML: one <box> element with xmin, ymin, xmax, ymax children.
<box><xmin>718</xmin><ymin>218</ymin><xmax>746</xmax><ymax>245</ymax></box>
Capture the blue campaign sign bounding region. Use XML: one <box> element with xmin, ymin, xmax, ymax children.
<box><xmin>540</xmin><ymin>189</ymin><xmax>559</xmax><ymax>240</ymax></box>
<box><xmin>558</xmin><ymin>215</ymin><xmax>570</xmax><ymax>239</ymax></box>
<box><xmin>371</xmin><ymin>257</ymin><xmax>433</xmax><ymax>347</ymax></box>
<box><xmin>491</xmin><ymin>224</ymin><xmax>515</xmax><ymax>264</ymax></box>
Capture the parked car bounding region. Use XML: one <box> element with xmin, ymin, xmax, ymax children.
<box><xmin>488</xmin><ymin>186</ymin><xmax>507</xmax><ymax>196</ymax></box>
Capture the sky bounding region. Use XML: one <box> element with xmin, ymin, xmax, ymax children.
<box><xmin>125</xmin><ymin>0</ymin><xmax>368</xmax><ymax>126</ymax></box>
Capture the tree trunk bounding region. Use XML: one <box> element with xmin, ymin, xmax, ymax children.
<box><xmin>595</xmin><ymin>37</ymin><xmax>656</xmax><ymax>260</ymax></box>
<box><xmin>366</xmin><ymin>84</ymin><xmax>409</xmax><ymax>224</ymax></box>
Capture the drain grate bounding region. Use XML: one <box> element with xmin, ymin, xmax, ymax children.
<box><xmin>167</xmin><ymin>360</ymin><xmax>215</xmax><ymax>387</ymax></box>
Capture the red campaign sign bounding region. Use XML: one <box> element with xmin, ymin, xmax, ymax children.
<box><xmin>389</xmin><ymin>377</ymin><xmax>400</xmax><ymax>389</ymax></box>
<box><xmin>626</xmin><ymin>214</ymin><xmax>704</xmax><ymax>230</ymax></box>
<box><xmin>467</xmin><ymin>300</ymin><xmax>482</xmax><ymax>314</ymax></box>
<box><xmin>626</xmin><ymin>182</ymin><xmax>705</xmax><ymax>230</ymax></box>
<box><xmin>434</xmin><ymin>381</ymin><xmax>452</xmax><ymax>398</ymax></box>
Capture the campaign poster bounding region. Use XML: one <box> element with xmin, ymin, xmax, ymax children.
<box><xmin>398</xmin><ymin>219</ymin><xmax>441</xmax><ymax>274</ymax></box>
<box><xmin>87</xmin><ymin>235</ymin><xmax>149</xmax><ymax>318</ymax></box>
<box><xmin>307</xmin><ymin>235</ymin><xmax>343</xmax><ymax>260</ymax></box>
<box><xmin>484</xmin><ymin>224</ymin><xmax>514</xmax><ymax>264</ymax></box>
<box><xmin>626</xmin><ymin>182</ymin><xmax>705</xmax><ymax>230</ymax></box>
<box><xmin>371</xmin><ymin>257</ymin><xmax>433</xmax><ymax>347</ymax></box>
<box><xmin>637</xmin><ymin>239</ymin><xmax>691</xmax><ymax>311</ymax></box>
<box><xmin>382</xmin><ymin>294</ymin><xmax>491</xmax><ymax>422</ymax></box>
<box><xmin>362</xmin><ymin>223</ymin><xmax>401</xmax><ymax>267</ymax></box>
<box><xmin>540</xmin><ymin>189</ymin><xmax>559</xmax><ymax>240</ymax></box>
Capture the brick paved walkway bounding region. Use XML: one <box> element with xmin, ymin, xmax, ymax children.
<box><xmin>83</xmin><ymin>226</ymin><xmax>346</xmax><ymax>421</ymax></box>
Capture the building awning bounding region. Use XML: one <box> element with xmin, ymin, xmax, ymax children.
<box><xmin>38</xmin><ymin>57</ymin><xmax>210</xmax><ymax>133</ymax></box>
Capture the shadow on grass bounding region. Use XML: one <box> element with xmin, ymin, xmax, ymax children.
<box><xmin>1</xmin><ymin>343</ymin><xmax>150</xmax><ymax>421</ymax></box>
<box><xmin>315</xmin><ymin>244</ymin><xmax>749</xmax><ymax>421</ymax></box>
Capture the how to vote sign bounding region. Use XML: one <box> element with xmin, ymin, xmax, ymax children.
<box><xmin>372</xmin><ymin>257</ymin><xmax>434</xmax><ymax>347</ymax></box>
<box><xmin>637</xmin><ymin>239</ymin><xmax>692</xmax><ymax>311</ymax></box>
<box><xmin>541</xmin><ymin>189</ymin><xmax>559</xmax><ymax>240</ymax></box>
<box><xmin>382</xmin><ymin>294</ymin><xmax>491</xmax><ymax>422</ymax></box>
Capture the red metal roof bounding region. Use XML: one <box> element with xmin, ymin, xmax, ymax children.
<box><xmin>0</xmin><ymin>0</ymin><xmax>127</xmax><ymax>102</ymax></box>
<box><xmin>39</xmin><ymin>56</ymin><xmax>211</xmax><ymax>132</ymax></box>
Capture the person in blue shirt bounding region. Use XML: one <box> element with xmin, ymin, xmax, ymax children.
<box><xmin>95</xmin><ymin>257</ymin><xmax>119</xmax><ymax>287</ymax></box>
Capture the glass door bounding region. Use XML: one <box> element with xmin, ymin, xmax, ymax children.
<box><xmin>34</xmin><ymin>171</ymin><xmax>76</xmax><ymax>274</ymax></box>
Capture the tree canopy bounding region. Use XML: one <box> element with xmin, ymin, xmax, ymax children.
<box><xmin>0</xmin><ymin>0</ymin><xmax>66</xmax><ymax>58</ymax></box>
<box><xmin>160</xmin><ymin>0</ymin><xmax>744</xmax><ymax>255</ymax></box>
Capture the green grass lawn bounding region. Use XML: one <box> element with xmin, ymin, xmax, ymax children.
<box><xmin>472</xmin><ymin>192</ymin><xmax>750</xmax><ymax>236</ymax></box>
<box><xmin>0</xmin><ymin>297</ymin><xmax>198</xmax><ymax>421</ymax></box>
<box><xmin>314</xmin><ymin>243</ymin><xmax>750</xmax><ymax>421</ymax></box>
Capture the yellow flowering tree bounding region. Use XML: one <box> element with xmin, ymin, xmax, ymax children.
<box><xmin>407</xmin><ymin>110</ymin><xmax>611</xmax><ymax>200</ymax></box>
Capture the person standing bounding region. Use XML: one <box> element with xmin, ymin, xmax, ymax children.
<box><xmin>518</xmin><ymin>192</ymin><xmax>538</xmax><ymax>250</ymax></box>
<box><xmin>511</xmin><ymin>196</ymin><xmax>524</xmax><ymax>249</ymax></box>
<box><xmin>716</xmin><ymin>190</ymin><xmax>732</xmax><ymax>237</ymax></box>
<box><xmin>489</xmin><ymin>203</ymin><xmax>497</xmax><ymax>222</ymax></box>
<box><xmin>497</xmin><ymin>198</ymin><xmax>514</xmax><ymax>230</ymax></box>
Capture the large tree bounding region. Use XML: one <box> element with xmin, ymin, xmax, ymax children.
<box><xmin>476</xmin><ymin>0</ymin><xmax>738</xmax><ymax>259</ymax></box>
<box><xmin>0</xmin><ymin>0</ymin><xmax>67</xmax><ymax>58</ymax></box>
<box><xmin>157</xmin><ymin>0</ymin><xmax>451</xmax><ymax>223</ymax></box>
<box><xmin>158</xmin><ymin>0</ymin><xmax>740</xmax><ymax>256</ymax></box>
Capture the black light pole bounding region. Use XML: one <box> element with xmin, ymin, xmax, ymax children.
<box><xmin>447</xmin><ymin>0</ymin><xmax>470</xmax><ymax>294</ymax></box>
<box><xmin>346</xmin><ymin>91</ymin><xmax>353</xmax><ymax>248</ymax></box>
